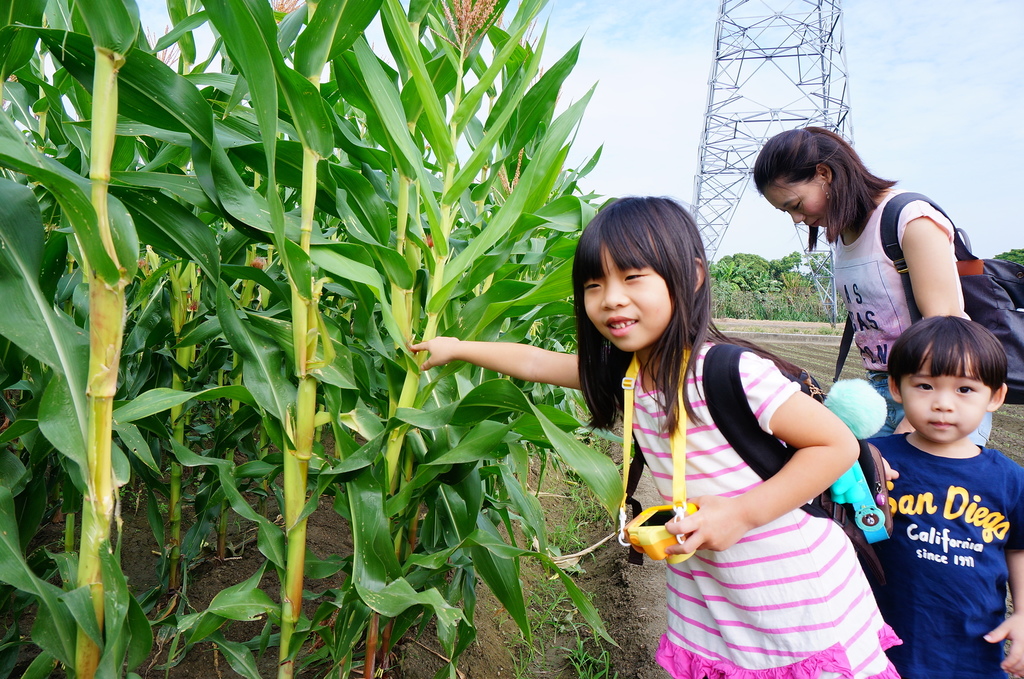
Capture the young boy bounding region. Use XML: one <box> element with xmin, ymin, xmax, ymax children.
<box><xmin>868</xmin><ymin>315</ymin><xmax>1024</xmax><ymax>678</ymax></box>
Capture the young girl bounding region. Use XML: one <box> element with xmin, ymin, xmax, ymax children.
<box><xmin>413</xmin><ymin>196</ymin><xmax>900</xmax><ymax>678</ymax></box>
<box><xmin>866</xmin><ymin>316</ymin><xmax>1024</xmax><ymax>678</ymax></box>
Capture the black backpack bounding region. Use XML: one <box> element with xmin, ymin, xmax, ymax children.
<box><xmin>623</xmin><ymin>344</ymin><xmax>892</xmax><ymax>582</ymax></box>
<box><xmin>834</xmin><ymin>192</ymin><xmax>1024</xmax><ymax>403</ymax></box>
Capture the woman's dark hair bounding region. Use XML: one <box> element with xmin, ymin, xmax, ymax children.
<box><xmin>752</xmin><ymin>127</ymin><xmax>896</xmax><ymax>249</ymax></box>
<box><xmin>888</xmin><ymin>316</ymin><xmax>1007</xmax><ymax>393</ymax></box>
<box><xmin>572</xmin><ymin>196</ymin><xmax>799</xmax><ymax>432</ymax></box>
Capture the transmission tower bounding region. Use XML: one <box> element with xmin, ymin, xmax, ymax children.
<box><xmin>692</xmin><ymin>0</ymin><xmax>853</xmax><ymax>322</ymax></box>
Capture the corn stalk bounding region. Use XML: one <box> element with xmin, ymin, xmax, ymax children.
<box><xmin>74</xmin><ymin>43</ymin><xmax>129</xmax><ymax>679</ymax></box>
<box><xmin>167</xmin><ymin>261</ymin><xmax>199</xmax><ymax>590</ymax></box>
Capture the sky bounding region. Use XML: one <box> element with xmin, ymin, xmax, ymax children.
<box><xmin>136</xmin><ymin>0</ymin><xmax>1024</xmax><ymax>262</ymax></box>
<box><xmin>534</xmin><ymin>0</ymin><xmax>1024</xmax><ymax>261</ymax></box>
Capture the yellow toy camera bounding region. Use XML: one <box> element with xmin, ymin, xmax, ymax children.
<box><xmin>623</xmin><ymin>503</ymin><xmax>697</xmax><ymax>564</ymax></box>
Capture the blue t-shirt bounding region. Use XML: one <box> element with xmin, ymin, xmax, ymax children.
<box><xmin>868</xmin><ymin>434</ymin><xmax>1024</xmax><ymax>678</ymax></box>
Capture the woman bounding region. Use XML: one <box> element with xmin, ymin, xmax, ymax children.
<box><xmin>752</xmin><ymin>126</ymin><xmax>988</xmax><ymax>443</ymax></box>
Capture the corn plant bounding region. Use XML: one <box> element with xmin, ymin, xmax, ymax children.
<box><xmin>0</xmin><ymin>0</ymin><xmax>622</xmax><ymax>676</ymax></box>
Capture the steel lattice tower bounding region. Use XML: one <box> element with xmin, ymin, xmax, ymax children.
<box><xmin>692</xmin><ymin>0</ymin><xmax>852</xmax><ymax>321</ymax></box>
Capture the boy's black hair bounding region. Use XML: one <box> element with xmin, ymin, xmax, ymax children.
<box><xmin>888</xmin><ymin>316</ymin><xmax>1007</xmax><ymax>392</ymax></box>
<box><xmin>571</xmin><ymin>196</ymin><xmax>804</xmax><ymax>433</ymax></box>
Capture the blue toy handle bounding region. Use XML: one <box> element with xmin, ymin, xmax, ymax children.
<box><xmin>830</xmin><ymin>463</ymin><xmax>889</xmax><ymax>544</ymax></box>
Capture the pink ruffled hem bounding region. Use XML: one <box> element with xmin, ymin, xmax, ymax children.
<box><xmin>655</xmin><ymin>625</ymin><xmax>902</xmax><ymax>679</ymax></box>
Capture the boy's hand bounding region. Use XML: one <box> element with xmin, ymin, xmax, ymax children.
<box><xmin>984</xmin><ymin>611</ymin><xmax>1024</xmax><ymax>675</ymax></box>
<box><xmin>409</xmin><ymin>337</ymin><xmax>460</xmax><ymax>370</ymax></box>
<box><xmin>881</xmin><ymin>456</ymin><xmax>900</xmax><ymax>489</ymax></box>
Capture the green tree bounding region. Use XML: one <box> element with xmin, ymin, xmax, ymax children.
<box><xmin>995</xmin><ymin>249</ymin><xmax>1024</xmax><ymax>265</ymax></box>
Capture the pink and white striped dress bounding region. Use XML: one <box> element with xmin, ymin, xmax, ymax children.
<box><xmin>634</xmin><ymin>344</ymin><xmax>900</xmax><ymax>679</ymax></box>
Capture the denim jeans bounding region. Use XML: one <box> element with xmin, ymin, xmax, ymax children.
<box><xmin>865</xmin><ymin>370</ymin><xmax>992</xmax><ymax>446</ymax></box>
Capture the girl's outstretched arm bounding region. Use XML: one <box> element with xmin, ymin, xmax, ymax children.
<box><xmin>410</xmin><ymin>337</ymin><xmax>581</xmax><ymax>389</ymax></box>
<box><xmin>667</xmin><ymin>390</ymin><xmax>858</xmax><ymax>553</ymax></box>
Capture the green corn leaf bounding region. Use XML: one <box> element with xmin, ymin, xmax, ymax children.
<box><xmin>277</xmin><ymin>64</ymin><xmax>333</xmax><ymax>157</ymax></box>
<box><xmin>469</xmin><ymin>524</ymin><xmax>529</xmax><ymax>642</ymax></box>
<box><xmin>354</xmin><ymin>577</ymin><xmax>463</xmax><ymax>642</ymax></box>
<box><xmin>334</xmin><ymin>165</ymin><xmax>391</xmax><ymax>245</ymax></box>
<box><xmin>151</xmin><ymin>8</ymin><xmax>207</xmax><ymax>53</ymax></box>
<box><xmin>528</xmin><ymin>402</ymin><xmax>619</xmax><ymax>517</ymax></box>
<box><xmin>348</xmin><ymin>468</ymin><xmax>402</xmax><ymax>588</ymax></box>
<box><xmin>465</xmin><ymin>528</ymin><xmax>613</xmax><ymax>644</ymax></box>
<box><xmin>216</xmin><ymin>282</ymin><xmax>295</xmax><ymax>425</ymax></box>
<box><xmin>441</xmin><ymin>33</ymin><xmax>540</xmax><ymax>202</ymax></box>
<box><xmin>0</xmin><ymin>487</ymin><xmax>76</xmax><ymax>666</ymax></box>
<box><xmin>123</xmin><ymin>594</ymin><xmax>153</xmax><ymax>671</ymax></box>
<box><xmin>113</xmin><ymin>386</ymin><xmax>256</xmax><ymax>423</ymax></box>
<box><xmin>97</xmin><ymin>545</ymin><xmax>147</xmax><ymax>672</ymax></box>
<box><xmin>437</xmin><ymin>90</ymin><xmax>593</xmax><ymax>300</ymax></box>
<box><xmin>204</xmin><ymin>139</ymin><xmax>274</xmax><ymax>233</ymax></box>
<box><xmin>443</xmin><ymin>380</ymin><xmax>619</xmax><ymax>514</ymax></box>
<box><xmin>294</xmin><ymin>0</ymin><xmax>378</xmax><ymax>78</ymax></box>
<box><xmin>380</xmin><ymin>0</ymin><xmax>454</xmax><ymax>166</ymax></box>
<box><xmin>38</xmin><ymin>375</ymin><xmax>86</xmax><ymax>474</ymax></box>
<box><xmin>328</xmin><ymin>0</ymin><xmax>383</xmax><ymax>62</ymax></box>
<box><xmin>112</xmin><ymin>422</ymin><xmax>159</xmax><ymax>472</ymax></box>
<box><xmin>114</xmin><ymin>188</ymin><xmax>220</xmax><ymax>280</ymax></box>
<box><xmin>450</xmin><ymin>12</ymin><xmax>536</xmax><ymax>135</ymax></box>
<box><xmin>497</xmin><ymin>463</ymin><xmax>546</xmax><ymax>552</ymax></box>
<box><xmin>0</xmin><ymin>180</ymin><xmax>89</xmax><ymax>437</ymax></box>
<box><xmin>203</xmin><ymin>0</ymin><xmax>278</xmax><ymax>150</ymax></box>
<box><xmin>19</xmin><ymin>651</ymin><xmax>58</xmax><ymax>679</ymax></box>
<box><xmin>394</xmin><ymin>403</ymin><xmax>458</xmax><ymax>429</ymax></box>
<box><xmin>351</xmin><ymin>37</ymin><xmax>421</xmax><ymax>180</ymax></box>
<box><xmin>207</xmin><ymin>563</ymin><xmax>276</xmax><ymax>620</ymax></box>
<box><xmin>545</xmin><ymin>558</ymin><xmax>614</xmax><ymax>644</ymax></box>
<box><xmin>281</xmin><ymin>238</ymin><xmax>314</xmax><ymax>299</ymax></box>
<box><xmin>449</xmin><ymin>379</ymin><xmax>534</xmax><ymax>426</ymax></box>
<box><xmin>0</xmin><ymin>448</ymin><xmax>28</xmax><ymax>494</ymax></box>
<box><xmin>457</xmin><ymin>260</ymin><xmax>574</xmax><ymax>337</ymax></box>
<box><xmin>108</xmin><ymin>191</ymin><xmax>140</xmax><ymax>279</ymax></box>
<box><xmin>506</xmin><ymin>39</ymin><xmax>581</xmax><ymax>155</ymax></box>
<box><xmin>179</xmin><ymin>610</ymin><xmax>230</xmax><ymax>646</ymax></box>
<box><xmin>170</xmin><ymin>439</ymin><xmax>286</xmax><ymax>569</ymax></box>
<box><xmin>0</xmin><ymin>0</ymin><xmax>44</xmax><ymax>80</ymax></box>
<box><xmin>73</xmin><ymin>0</ymin><xmax>139</xmax><ymax>53</ymax></box>
<box><xmin>38</xmin><ymin>29</ymin><xmax>215</xmax><ymax>148</ymax></box>
<box><xmin>206</xmin><ymin>633</ymin><xmax>263</xmax><ymax>679</ymax></box>
<box><xmin>310</xmin><ymin>245</ymin><xmax>406</xmax><ymax>349</ymax></box>
<box><xmin>0</xmin><ymin>113</ymin><xmax>117</xmax><ymax>282</ymax></box>
<box><xmin>110</xmin><ymin>171</ymin><xmax>216</xmax><ymax>212</ymax></box>
<box><xmin>424</xmin><ymin>420</ymin><xmax>511</xmax><ymax>465</ymax></box>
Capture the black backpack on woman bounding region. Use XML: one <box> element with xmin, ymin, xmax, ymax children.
<box><xmin>834</xmin><ymin>192</ymin><xmax>1024</xmax><ymax>403</ymax></box>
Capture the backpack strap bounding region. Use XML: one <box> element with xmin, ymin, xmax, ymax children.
<box><xmin>703</xmin><ymin>343</ymin><xmax>791</xmax><ymax>480</ymax></box>
<box><xmin>704</xmin><ymin>344</ymin><xmax>830</xmax><ymax>520</ymax></box>
<box><xmin>834</xmin><ymin>316</ymin><xmax>855</xmax><ymax>383</ymax></box>
<box><xmin>879</xmin><ymin>191</ymin><xmax>978</xmax><ymax>319</ymax></box>
<box><xmin>835</xmin><ymin>191</ymin><xmax>966</xmax><ymax>379</ymax></box>
<box><xmin>880</xmin><ymin>192</ymin><xmax>934</xmax><ymax>322</ymax></box>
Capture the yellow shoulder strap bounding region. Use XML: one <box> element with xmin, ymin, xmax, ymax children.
<box><xmin>618</xmin><ymin>353</ymin><xmax>689</xmax><ymax>542</ymax></box>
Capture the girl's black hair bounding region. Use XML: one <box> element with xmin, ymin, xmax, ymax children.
<box><xmin>888</xmin><ymin>316</ymin><xmax>1007</xmax><ymax>392</ymax></box>
<box><xmin>572</xmin><ymin>196</ymin><xmax>801</xmax><ymax>433</ymax></box>
<box><xmin>752</xmin><ymin>126</ymin><xmax>896</xmax><ymax>249</ymax></box>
